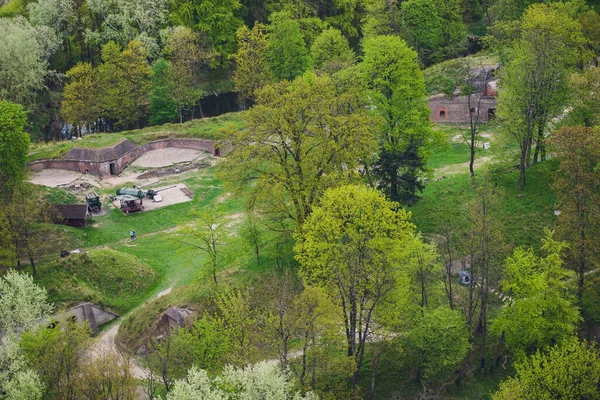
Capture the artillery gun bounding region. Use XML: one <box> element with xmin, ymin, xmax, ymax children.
<box><xmin>85</xmin><ymin>192</ymin><xmax>102</xmax><ymax>212</ymax></box>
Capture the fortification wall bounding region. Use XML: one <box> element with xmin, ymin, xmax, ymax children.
<box><xmin>28</xmin><ymin>138</ymin><xmax>222</xmax><ymax>178</ymax></box>
<box><xmin>429</xmin><ymin>94</ymin><xmax>497</xmax><ymax>123</ymax></box>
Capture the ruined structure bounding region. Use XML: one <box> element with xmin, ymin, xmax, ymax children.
<box><xmin>429</xmin><ymin>81</ymin><xmax>498</xmax><ymax>123</ymax></box>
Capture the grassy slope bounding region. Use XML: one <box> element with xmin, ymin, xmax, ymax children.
<box><xmin>0</xmin><ymin>0</ymin><xmax>25</xmax><ymax>17</ymax></box>
<box><xmin>35</xmin><ymin>249</ymin><xmax>158</xmax><ymax>314</ymax></box>
<box><xmin>424</xmin><ymin>54</ymin><xmax>498</xmax><ymax>96</ymax></box>
<box><xmin>27</xmin><ymin>112</ymin><xmax>243</xmax><ymax>162</ymax></box>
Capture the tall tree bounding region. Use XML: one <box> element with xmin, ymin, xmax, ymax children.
<box><xmin>183</xmin><ymin>208</ymin><xmax>224</xmax><ymax>286</ymax></box>
<box><xmin>496</xmin><ymin>4</ymin><xmax>586</xmax><ymax>190</ymax></box>
<box><xmin>267</xmin><ymin>18</ymin><xmax>312</xmax><ymax>82</ymax></box>
<box><xmin>149</xmin><ymin>58</ymin><xmax>178</xmax><ymax>125</ymax></box>
<box><xmin>61</xmin><ymin>62</ymin><xmax>100</xmax><ymax>135</ymax></box>
<box><xmin>310</xmin><ymin>28</ymin><xmax>355</xmax><ymax>75</ymax></box>
<box><xmin>165</xmin><ymin>27</ymin><xmax>215</xmax><ymax>120</ymax></box>
<box><xmin>0</xmin><ymin>271</ymin><xmax>53</xmax><ymax>333</ymax></box>
<box><xmin>360</xmin><ymin>35</ymin><xmax>435</xmax><ymax>205</ymax></box>
<box><xmin>97</xmin><ymin>40</ymin><xmax>151</xmax><ymax>129</ymax></box>
<box><xmin>0</xmin><ymin>101</ymin><xmax>28</xmax><ymax>203</ymax></box>
<box><xmin>548</xmin><ymin>126</ymin><xmax>600</xmax><ymax>302</ymax></box>
<box><xmin>232</xmin><ymin>23</ymin><xmax>272</xmax><ymax>106</ymax></box>
<box><xmin>219</xmin><ymin>73</ymin><xmax>377</xmax><ymax>228</ymax></box>
<box><xmin>492</xmin><ymin>231</ymin><xmax>581</xmax><ymax>360</ymax></box>
<box><xmin>296</xmin><ymin>184</ymin><xmax>415</xmax><ymax>394</ymax></box>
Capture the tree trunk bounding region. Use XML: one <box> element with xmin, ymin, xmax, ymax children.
<box><xmin>518</xmin><ymin>141</ymin><xmax>528</xmax><ymax>190</ymax></box>
<box><xmin>29</xmin><ymin>256</ymin><xmax>36</xmax><ymax>276</ymax></box>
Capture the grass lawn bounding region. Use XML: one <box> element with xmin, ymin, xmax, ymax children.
<box><xmin>27</xmin><ymin>112</ymin><xmax>243</xmax><ymax>162</ymax></box>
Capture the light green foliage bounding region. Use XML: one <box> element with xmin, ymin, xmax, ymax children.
<box><xmin>0</xmin><ymin>17</ymin><xmax>57</xmax><ymax>109</ymax></box>
<box><xmin>219</xmin><ymin>73</ymin><xmax>377</xmax><ymax>227</ymax></box>
<box><xmin>20</xmin><ymin>319</ymin><xmax>91</xmax><ymax>399</ymax></box>
<box><xmin>496</xmin><ymin>3</ymin><xmax>587</xmax><ymax>189</ymax></box>
<box><xmin>166</xmin><ymin>361</ymin><xmax>319</xmax><ymax>399</ymax></box>
<box><xmin>0</xmin><ymin>336</ymin><xmax>44</xmax><ymax>400</ymax></box>
<box><xmin>493</xmin><ymin>338</ymin><xmax>600</xmax><ymax>400</ymax></box>
<box><xmin>492</xmin><ymin>231</ymin><xmax>581</xmax><ymax>359</ymax></box>
<box><xmin>267</xmin><ymin>18</ymin><xmax>312</xmax><ymax>81</ymax></box>
<box><xmin>170</xmin><ymin>0</ymin><xmax>242</xmax><ymax>61</ymax></box>
<box><xmin>27</xmin><ymin>0</ymin><xmax>76</xmax><ymax>43</ymax></box>
<box><xmin>85</xmin><ymin>0</ymin><xmax>172</xmax><ymax>58</ymax></box>
<box><xmin>360</xmin><ymin>35</ymin><xmax>437</xmax><ymax>204</ymax></box>
<box><xmin>149</xmin><ymin>58</ymin><xmax>178</xmax><ymax>125</ymax></box>
<box><xmin>0</xmin><ymin>101</ymin><xmax>28</xmax><ymax>202</ymax></box>
<box><xmin>97</xmin><ymin>40</ymin><xmax>151</xmax><ymax>129</ymax></box>
<box><xmin>401</xmin><ymin>235</ymin><xmax>442</xmax><ymax>309</ymax></box>
<box><xmin>296</xmin><ymin>185</ymin><xmax>415</xmax><ymax>384</ymax></box>
<box><xmin>403</xmin><ymin>306</ymin><xmax>469</xmax><ymax>381</ymax></box>
<box><xmin>164</xmin><ymin>27</ymin><xmax>215</xmax><ymax>120</ymax></box>
<box><xmin>232</xmin><ymin>24</ymin><xmax>272</xmax><ymax>103</ymax></box>
<box><xmin>0</xmin><ymin>271</ymin><xmax>53</xmax><ymax>333</ymax></box>
<box><xmin>310</xmin><ymin>28</ymin><xmax>355</xmax><ymax>74</ymax></box>
<box><xmin>361</xmin><ymin>0</ymin><xmax>401</xmax><ymax>37</ymax></box>
<box><xmin>61</xmin><ymin>62</ymin><xmax>100</xmax><ymax>132</ymax></box>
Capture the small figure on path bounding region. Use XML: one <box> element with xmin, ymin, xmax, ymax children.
<box><xmin>130</xmin><ymin>229</ymin><xmax>137</xmax><ymax>240</ymax></box>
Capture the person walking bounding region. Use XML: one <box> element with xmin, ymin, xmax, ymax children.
<box><xmin>130</xmin><ymin>229</ymin><xmax>137</xmax><ymax>240</ymax></box>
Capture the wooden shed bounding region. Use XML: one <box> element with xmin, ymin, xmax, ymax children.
<box><xmin>55</xmin><ymin>204</ymin><xmax>90</xmax><ymax>227</ymax></box>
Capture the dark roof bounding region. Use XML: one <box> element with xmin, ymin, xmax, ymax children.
<box><xmin>56</xmin><ymin>204</ymin><xmax>89</xmax><ymax>220</ymax></box>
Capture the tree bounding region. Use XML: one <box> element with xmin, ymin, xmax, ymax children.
<box><xmin>0</xmin><ymin>271</ymin><xmax>53</xmax><ymax>333</ymax></box>
<box><xmin>493</xmin><ymin>338</ymin><xmax>600</xmax><ymax>400</ymax></box>
<box><xmin>0</xmin><ymin>17</ymin><xmax>58</xmax><ymax>110</ymax></box>
<box><xmin>20</xmin><ymin>319</ymin><xmax>91</xmax><ymax>400</ymax></box>
<box><xmin>296</xmin><ymin>184</ymin><xmax>415</xmax><ymax>394</ymax></box>
<box><xmin>165</xmin><ymin>27</ymin><xmax>215</xmax><ymax>120</ymax></box>
<box><xmin>496</xmin><ymin>4</ymin><xmax>586</xmax><ymax>190</ymax></box>
<box><xmin>0</xmin><ymin>336</ymin><xmax>44</xmax><ymax>400</ymax></box>
<box><xmin>0</xmin><ymin>101</ymin><xmax>29</xmax><ymax>203</ymax></box>
<box><xmin>267</xmin><ymin>18</ymin><xmax>312</xmax><ymax>81</ymax></box>
<box><xmin>170</xmin><ymin>0</ymin><xmax>243</xmax><ymax>63</ymax></box>
<box><xmin>549</xmin><ymin>126</ymin><xmax>600</xmax><ymax>302</ymax></box>
<box><xmin>492</xmin><ymin>231</ymin><xmax>581</xmax><ymax>360</ymax></box>
<box><xmin>183</xmin><ymin>208</ymin><xmax>224</xmax><ymax>286</ymax></box>
<box><xmin>61</xmin><ymin>62</ymin><xmax>100</xmax><ymax>135</ymax></box>
<box><xmin>97</xmin><ymin>40</ymin><xmax>151</xmax><ymax>129</ymax></box>
<box><xmin>27</xmin><ymin>0</ymin><xmax>76</xmax><ymax>53</ymax></box>
<box><xmin>149</xmin><ymin>59</ymin><xmax>178</xmax><ymax>125</ymax></box>
<box><xmin>77</xmin><ymin>349</ymin><xmax>136</xmax><ymax>400</ymax></box>
<box><xmin>360</xmin><ymin>35</ymin><xmax>435</xmax><ymax>205</ymax></box>
<box><xmin>310</xmin><ymin>28</ymin><xmax>355</xmax><ymax>74</ymax></box>
<box><xmin>166</xmin><ymin>362</ymin><xmax>319</xmax><ymax>399</ymax></box>
<box><xmin>403</xmin><ymin>307</ymin><xmax>469</xmax><ymax>392</ymax></box>
<box><xmin>240</xmin><ymin>213</ymin><xmax>265</xmax><ymax>266</ymax></box>
<box><xmin>232</xmin><ymin>23</ymin><xmax>272</xmax><ymax>106</ymax></box>
<box><xmin>219</xmin><ymin>73</ymin><xmax>377</xmax><ymax>229</ymax></box>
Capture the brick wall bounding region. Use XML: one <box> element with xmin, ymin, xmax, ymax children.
<box><xmin>429</xmin><ymin>94</ymin><xmax>497</xmax><ymax>123</ymax></box>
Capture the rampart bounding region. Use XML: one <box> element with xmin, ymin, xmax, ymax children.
<box><xmin>429</xmin><ymin>94</ymin><xmax>497</xmax><ymax>123</ymax></box>
<box><xmin>28</xmin><ymin>138</ymin><xmax>222</xmax><ymax>178</ymax></box>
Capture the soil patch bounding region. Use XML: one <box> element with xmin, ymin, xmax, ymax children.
<box><xmin>138</xmin><ymin>161</ymin><xmax>211</xmax><ymax>179</ymax></box>
<box><xmin>131</xmin><ymin>148</ymin><xmax>204</xmax><ymax>168</ymax></box>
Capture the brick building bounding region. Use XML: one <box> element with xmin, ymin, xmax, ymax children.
<box><xmin>429</xmin><ymin>79</ymin><xmax>498</xmax><ymax>124</ymax></box>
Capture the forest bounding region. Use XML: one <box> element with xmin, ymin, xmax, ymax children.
<box><xmin>1</xmin><ymin>0</ymin><xmax>600</xmax><ymax>399</ymax></box>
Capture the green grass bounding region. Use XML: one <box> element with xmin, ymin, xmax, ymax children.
<box><xmin>0</xmin><ymin>0</ymin><xmax>26</xmax><ymax>17</ymax></box>
<box><xmin>35</xmin><ymin>249</ymin><xmax>159</xmax><ymax>314</ymax></box>
<box><xmin>409</xmin><ymin>159</ymin><xmax>558</xmax><ymax>248</ymax></box>
<box><xmin>424</xmin><ymin>55</ymin><xmax>498</xmax><ymax>96</ymax></box>
<box><xmin>27</xmin><ymin>112</ymin><xmax>243</xmax><ymax>162</ymax></box>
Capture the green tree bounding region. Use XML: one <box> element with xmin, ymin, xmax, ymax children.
<box><xmin>61</xmin><ymin>62</ymin><xmax>100</xmax><ymax>135</ymax></box>
<box><xmin>219</xmin><ymin>73</ymin><xmax>377</xmax><ymax>228</ymax></box>
<box><xmin>20</xmin><ymin>319</ymin><xmax>91</xmax><ymax>400</ymax></box>
<box><xmin>403</xmin><ymin>306</ymin><xmax>469</xmax><ymax>390</ymax></box>
<box><xmin>149</xmin><ymin>59</ymin><xmax>178</xmax><ymax>125</ymax></box>
<box><xmin>170</xmin><ymin>0</ymin><xmax>243</xmax><ymax>63</ymax></box>
<box><xmin>0</xmin><ymin>336</ymin><xmax>44</xmax><ymax>400</ymax></box>
<box><xmin>296</xmin><ymin>184</ymin><xmax>415</xmax><ymax>393</ymax></box>
<box><xmin>492</xmin><ymin>231</ymin><xmax>581</xmax><ymax>359</ymax></box>
<box><xmin>496</xmin><ymin>4</ymin><xmax>587</xmax><ymax>190</ymax></box>
<box><xmin>0</xmin><ymin>17</ymin><xmax>58</xmax><ymax>110</ymax></box>
<box><xmin>0</xmin><ymin>101</ymin><xmax>28</xmax><ymax>203</ymax></box>
<box><xmin>310</xmin><ymin>28</ymin><xmax>355</xmax><ymax>74</ymax></box>
<box><xmin>360</xmin><ymin>35</ymin><xmax>435</xmax><ymax>205</ymax></box>
<box><xmin>183</xmin><ymin>208</ymin><xmax>224</xmax><ymax>286</ymax></box>
<box><xmin>267</xmin><ymin>18</ymin><xmax>312</xmax><ymax>81</ymax></box>
<box><xmin>548</xmin><ymin>126</ymin><xmax>600</xmax><ymax>302</ymax></box>
<box><xmin>97</xmin><ymin>40</ymin><xmax>151</xmax><ymax>129</ymax></box>
<box><xmin>493</xmin><ymin>338</ymin><xmax>600</xmax><ymax>400</ymax></box>
<box><xmin>232</xmin><ymin>23</ymin><xmax>272</xmax><ymax>105</ymax></box>
<box><xmin>165</xmin><ymin>27</ymin><xmax>216</xmax><ymax>120</ymax></box>
<box><xmin>0</xmin><ymin>271</ymin><xmax>53</xmax><ymax>333</ymax></box>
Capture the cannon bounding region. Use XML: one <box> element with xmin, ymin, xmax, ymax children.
<box><xmin>116</xmin><ymin>188</ymin><xmax>145</xmax><ymax>199</ymax></box>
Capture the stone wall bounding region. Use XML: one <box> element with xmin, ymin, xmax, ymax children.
<box><xmin>429</xmin><ymin>94</ymin><xmax>497</xmax><ymax>123</ymax></box>
<box><xmin>29</xmin><ymin>138</ymin><xmax>223</xmax><ymax>178</ymax></box>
